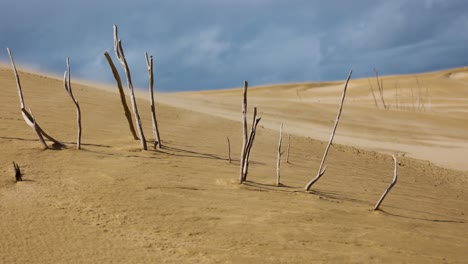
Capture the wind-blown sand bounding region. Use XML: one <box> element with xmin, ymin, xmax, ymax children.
<box><xmin>1</xmin><ymin>65</ymin><xmax>467</xmax><ymax>263</ymax></box>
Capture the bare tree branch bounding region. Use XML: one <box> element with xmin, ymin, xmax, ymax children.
<box><xmin>227</xmin><ymin>137</ymin><xmax>231</xmax><ymax>163</ymax></box>
<box><xmin>64</xmin><ymin>57</ymin><xmax>82</xmax><ymax>150</ymax></box>
<box><xmin>145</xmin><ymin>52</ymin><xmax>162</xmax><ymax>149</ymax></box>
<box><xmin>374</xmin><ymin>154</ymin><xmax>398</xmax><ymax>210</ymax></box>
<box><xmin>374</xmin><ymin>68</ymin><xmax>388</xmax><ymax>109</ymax></box>
<box><xmin>277</xmin><ymin>123</ymin><xmax>283</xmax><ymax>186</ymax></box>
<box><xmin>240</xmin><ymin>81</ymin><xmax>248</xmax><ymax>183</ymax></box>
<box><xmin>104</xmin><ymin>51</ymin><xmax>139</xmax><ymax>140</ymax></box>
<box><xmin>7</xmin><ymin>48</ymin><xmax>64</xmax><ymax>149</ymax></box>
<box><xmin>113</xmin><ymin>25</ymin><xmax>147</xmax><ymax>150</ymax></box>
<box><xmin>305</xmin><ymin>70</ymin><xmax>352</xmax><ymax>191</ymax></box>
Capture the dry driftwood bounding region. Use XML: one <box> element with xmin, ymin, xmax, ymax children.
<box><xmin>227</xmin><ymin>137</ymin><xmax>231</xmax><ymax>163</ymax></box>
<box><xmin>240</xmin><ymin>81</ymin><xmax>249</xmax><ymax>183</ymax></box>
<box><xmin>7</xmin><ymin>48</ymin><xmax>64</xmax><ymax>149</ymax></box>
<box><xmin>13</xmin><ymin>161</ymin><xmax>22</xmax><ymax>182</ymax></box>
<box><xmin>242</xmin><ymin>107</ymin><xmax>261</xmax><ymax>182</ymax></box>
<box><xmin>239</xmin><ymin>80</ymin><xmax>262</xmax><ymax>182</ymax></box>
<box><xmin>277</xmin><ymin>123</ymin><xmax>283</xmax><ymax>186</ymax></box>
<box><xmin>305</xmin><ymin>70</ymin><xmax>352</xmax><ymax>191</ymax></box>
<box><xmin>113</xmin><ymin>25</ymin><xmax>147</xmax><ymax>150</ymax></box>
<box><xmin>104</xmin><ymin>52</ymin><xmax>139</xmax><ymax>140</ymax></box>
<box><xmin>286</xmin><ymin>134</ymin><xmax>291</xmax><ymax>163</ymax></box>
<box><xmin>374</xmin><ymin>154</ymin><xmax>398</xmax><ymax>210</ymax></box>
<box><xmin>145</xmin><ymin>52</ymin><xmax>162</xmax><ymax>149</ymax></box>
<box><xmin>64</xmin><ymin>58</ymin><xmax>82</xmax><ymax>150</ymax></box>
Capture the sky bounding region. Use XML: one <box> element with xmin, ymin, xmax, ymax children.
<box><xmin>1</xmin><ymin>0</ymin><xmax>467</xmax><ymax>91</ymax></box>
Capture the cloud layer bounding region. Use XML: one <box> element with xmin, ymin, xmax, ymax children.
<box><xmin>1</xmin><ymin>0</ymin><xmax>467</xmax><ymax>91</ymax></box>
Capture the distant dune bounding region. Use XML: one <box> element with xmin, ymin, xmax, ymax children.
<box><xmin>1</xmin><ymin>64</ymin><xmax>467</xmax><ymax>263</ymax></box>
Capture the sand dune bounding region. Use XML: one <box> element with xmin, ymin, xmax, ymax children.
<box><xmin>0</xmin><ymin>64</ymin><xmax>467</xmax><ymax>263</ymax></box>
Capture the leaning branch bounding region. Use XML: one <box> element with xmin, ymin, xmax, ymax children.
<box><xmin>305</xmin><ymin>70</ymin><xmax>352</xmax><ymax>191</ymax></box>
<box><xmin>374</xmin><ymin>154</ymin><xmax>398</xmax><ymax>210</ymax></box>
<box><xmin>7</xmin><ymin>48</ymin><xmax>64</xmax><ymax>149</ymax></box>
<box><xmin>104</xmin><ymin>51</ymin><xmax>139</xmax><ymax>140</ymax></box>
<box><xmin>113</xmin><ymin>25</ymin><xmax>147</xmax><ymax>150</ymax></box>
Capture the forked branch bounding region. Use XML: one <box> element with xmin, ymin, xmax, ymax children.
<box><xmin>305</xmin><ymin>70</ymin><xmax>352</xmax><ymax>191</ymax></box>
<box><xmin>374</xmin><ymin>155</ymin><xmax>398</xmax><ymax>210</ymax></box>
<box><xmin>113</xmin><ymin>25</ymin><xmax>147</xmax><ymax>150</ymax></box>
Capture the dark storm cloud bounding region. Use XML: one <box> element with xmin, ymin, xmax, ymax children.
<box><xmin>1</xmin><ymin>0</ymin><xmax>467</xmax><ymax>91</ymax></box>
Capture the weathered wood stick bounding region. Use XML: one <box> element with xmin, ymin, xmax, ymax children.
<box><xmin>113</xmin><ymin>25</ymin><xmax>147</xmax><ymax>150</ymax></box>
<box><xmin>104</xmin><ymin>51</ymin><xmax>139</xmax><ymax>140</ymax></box>
<box><xmin>286</xmin><ymin>134</ymin><xmax>291</xmax><ymax>163</ymax></box>
<box><xmin>374</xmin><ymin>154</ymin><xmax>398</xmax><ymax>210</ymax></box>
<box><xmin>242</xmin><ymin>116</ymin><xmax>261</xmax><ymax>182</ymax></box>
<box><xmin>227</xmin><ymin>137</ymin><xmax>231</xmax><ymax>163</ymax></box>
<box><xmin>27</xmin><ymin>108</ymin><xmax>48</xmax><ymax>149</ymax></box>
<box><xmin>305</xmin><ymin>70</ymin><xmax>352</xmax><ymax>191</ymax></box>
<box><xmin>64</xmin><ymin>57</ymin><xmax>82</xmax><ymax>150</ymax></box>
<box><xmin>7</xmin><ymin>48</ymin><xmax>63</xmax><ymax>148</ymax></box>
<box><xmin>242</xmin><ymin>106</ymin><xmax>257</xmax><ymax>180</ymax></box>
<box><xmin>277</xmin><ymin>123</ymin><xmax>283</xmax><ymax>186</ymax></box>
<box><xmin>145</xmin><ymin>52</ymin><xmax>162</xmax><ymax>149</ymax></box>
<box><xmin>240</xmin><ymin>81</ymin><xmax>248</xmax><ymax>183</ymax></box>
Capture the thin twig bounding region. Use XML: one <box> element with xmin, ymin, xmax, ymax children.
<box><xmin>305</xmin><ymin>70</ymin><xmax>352</xmax><ymax>191</ymax></box>
<box><xmin>277</xmin><ymin>123</ymin><xmax>283</xmax><ymax>186</ymax></box>
<box><xmin>227</xmin><ymin>137</ymin><xmax>231</xmax><ymax>163</ymax></box>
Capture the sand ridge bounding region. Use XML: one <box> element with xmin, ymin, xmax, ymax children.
<box><xmin>0</xmin><ymin>65</ymin><xmax>467</xmax><ymax>263</ymax></box>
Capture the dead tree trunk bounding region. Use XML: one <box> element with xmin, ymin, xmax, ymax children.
<box><xmin>277</xmin><ymin>123</ymin><xmax>283</xmax><ymax>186</ymax></box>
<box><xmin>374</xmin><ymin>154</ymin><xmax>398</xmax><ymax>210</ymax></box>
<box><xmin>240</xmin><ymin>81</ymin><xmax>249</xmax><ymax>183</ymax></box>
<box><xmin>286</xmin><ymin>134</ymin><xmax>291</xmax><ymax>163</ymax></box>
<box><xmin>64</xmin><ymin>58</ymin><xmax>82</xmax><ymax>150</ymax></box>
<box><xmin>305</xmin><ymin>70</ymin><xmax>352</xmax><ymax>191</ymax></box>
<box><xmin>145</xmin><ymin>52</ymin><xmax>162</xmax><ymax>149</ymax></box>
<box><xmin>104</xmin><ymin>52</ymin><xmax>139</xmax><ymax>140</ymax></box>
<box><xmin>113</xmin><ymin>25</ymin><xmax>147</xmax><ymax>150</ymax></box>
<box><xmin>7</xmin><ymin>48</ymin><xmax>64</xmax><ymax>149</ymax></box>
<box><xmin>227</xmin><ymin>137</ymin><xmax>231</xmax><ymax>163</ymax></box>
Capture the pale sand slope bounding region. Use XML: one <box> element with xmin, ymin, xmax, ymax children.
<box><xmin>159</xmin><ymin>67</ymin><xmax>468</xmax><ymax>172</ymax></box>
<box><xmin>0</xmin><ymin>65</ymin><xmax>467</xmax><ymax>263</ymax></box>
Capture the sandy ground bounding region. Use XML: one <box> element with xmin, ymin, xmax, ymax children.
<box><xmin>0</xmin><ymin>64</ymin><xmax>467</xmax><ymax>263</ymax></box>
